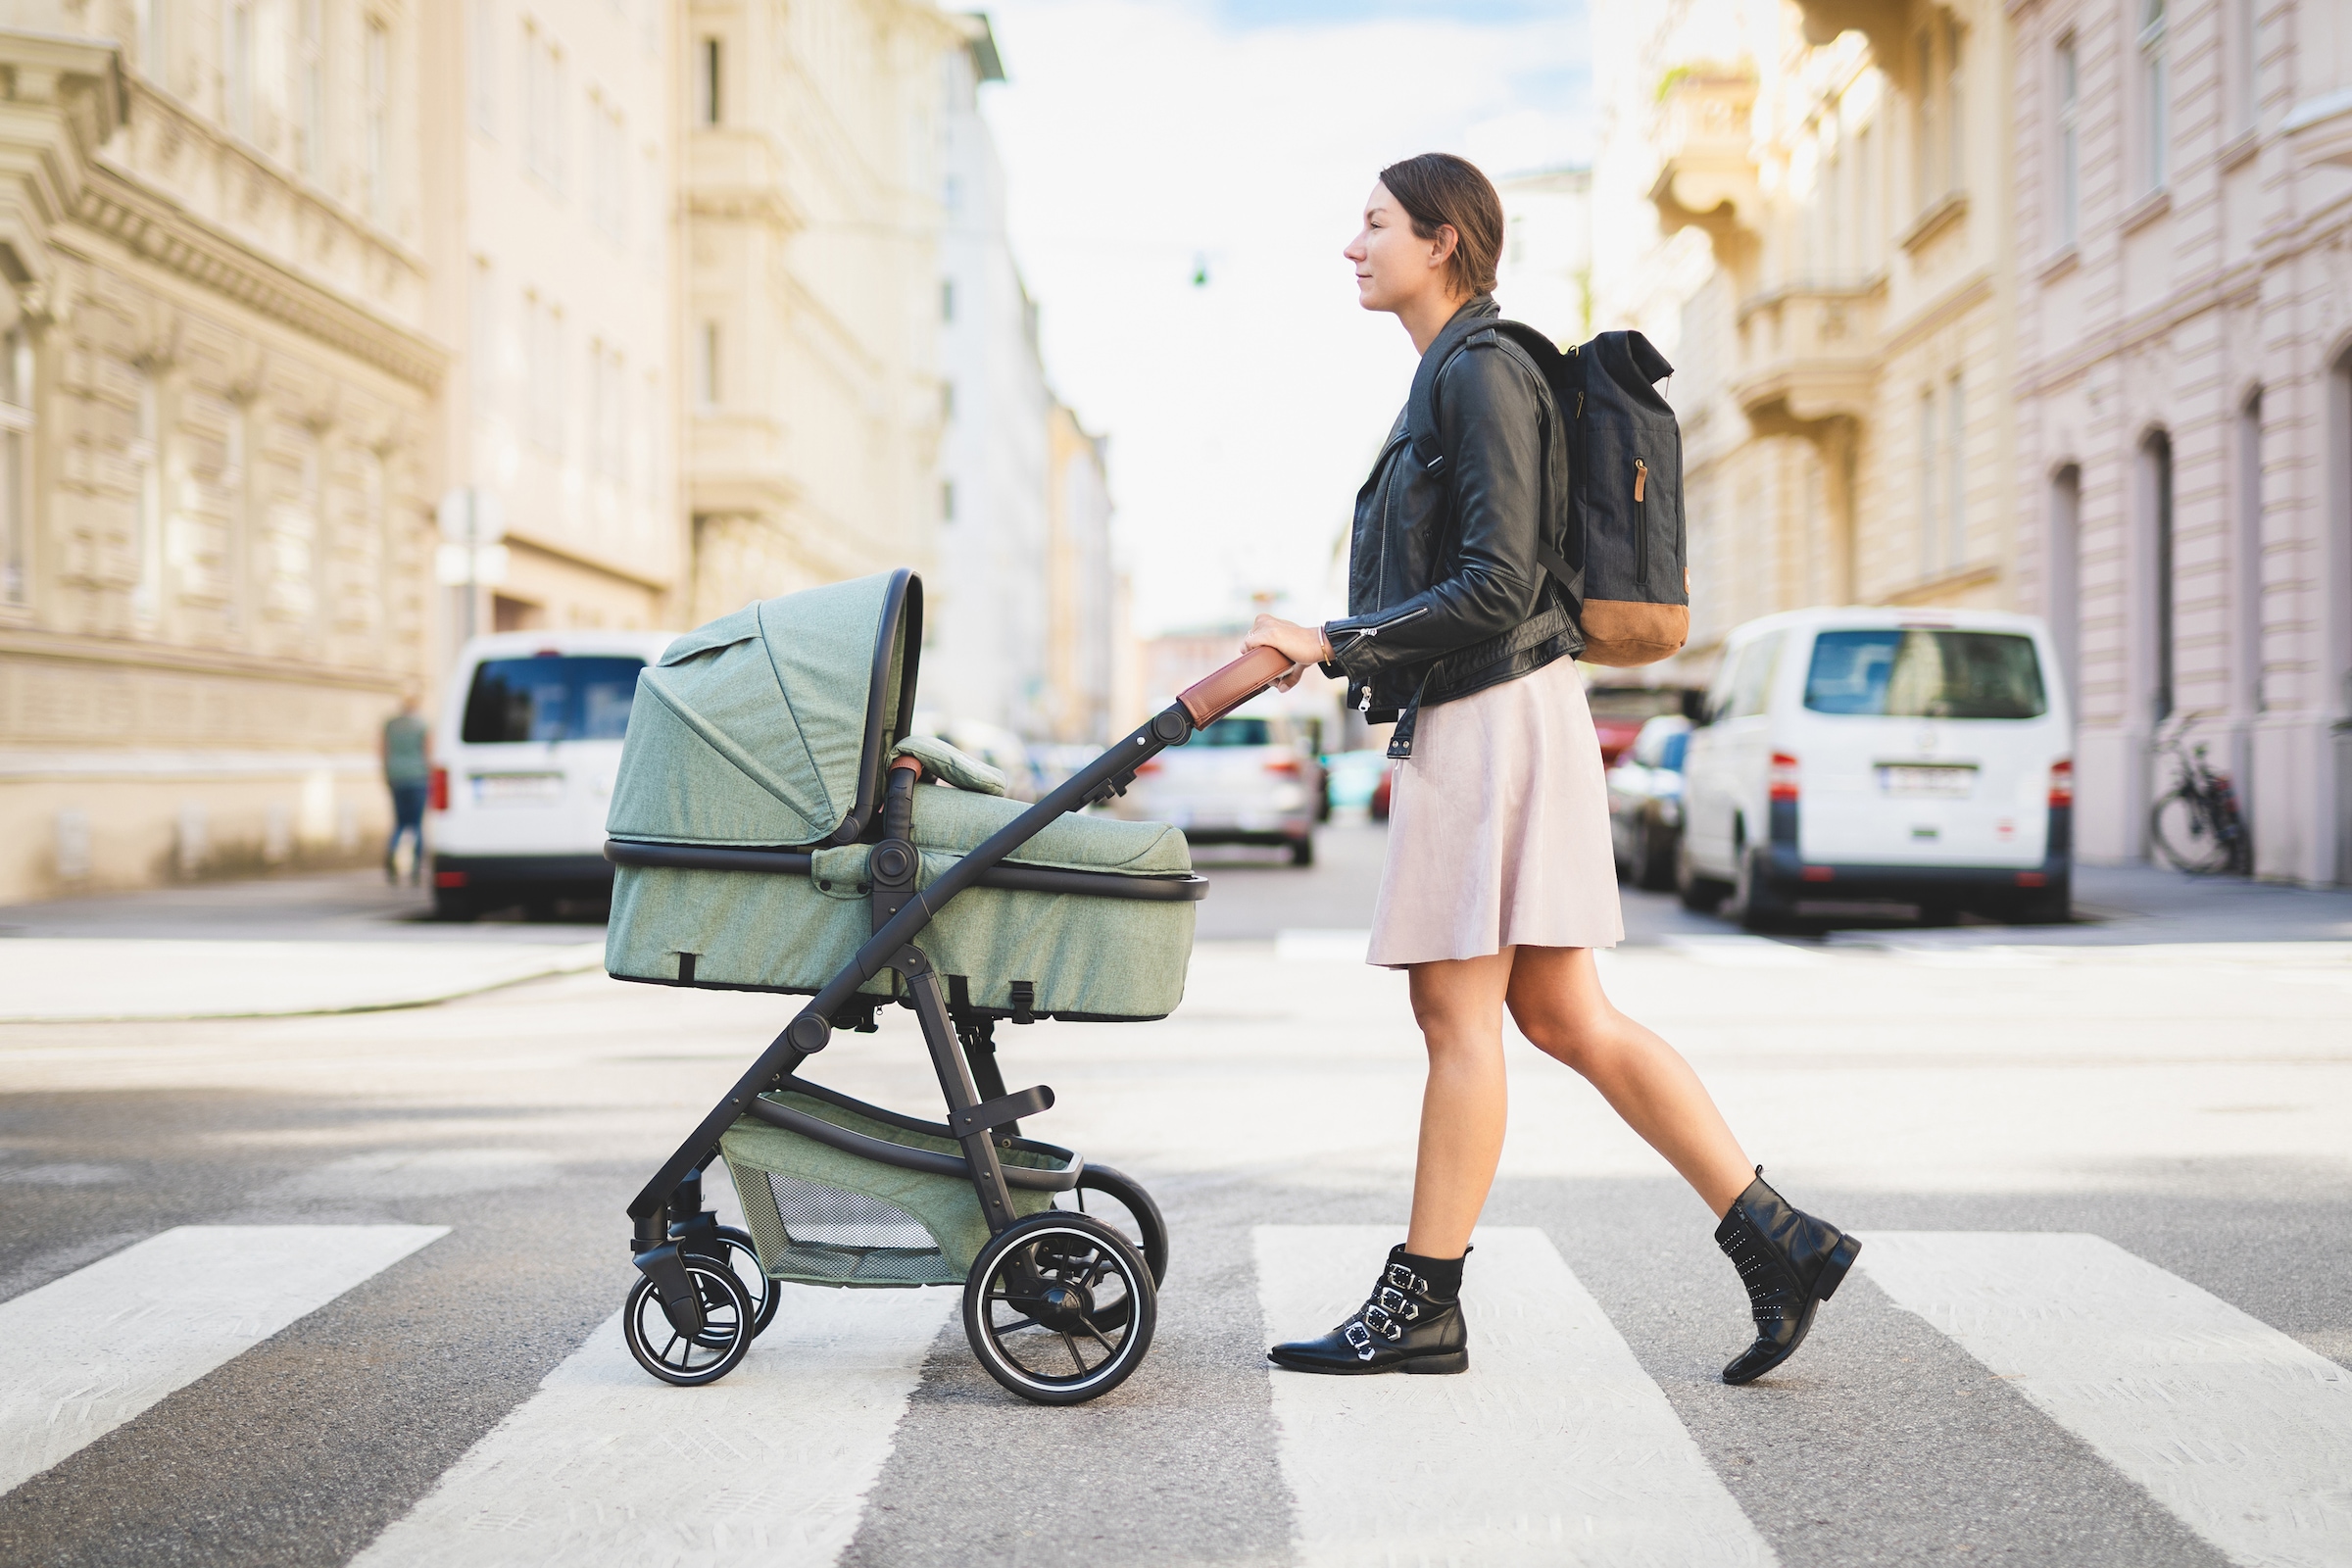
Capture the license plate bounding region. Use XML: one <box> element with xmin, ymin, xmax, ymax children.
<box><xmin>472</xmin><ymin>772</ymin><xmax>563</xmax><ymax>804</ymax></box>
<box><xmin>1878</xmin><ymin>764</ymin><xmax>1976</xmax><ymax>798</ymax></box>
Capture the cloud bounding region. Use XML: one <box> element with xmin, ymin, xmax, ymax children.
<box><xmin>981</xmin><ymin>0</ymin><xmax>1591</xmax><ymax>635</ymax></box>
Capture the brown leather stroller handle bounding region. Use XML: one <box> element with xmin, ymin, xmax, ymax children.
<box><xmin>1178</xmin><ymin>644</ymin><xmax>1298</xmax><ymax>728</ymax></box>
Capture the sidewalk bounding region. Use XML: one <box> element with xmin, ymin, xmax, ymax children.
<box><xmin>1827</xmin><ymin>863</ymin><xmax>2352</xmax><ymax>950</ymax></box>
<box><xmin>0</xmin><ymin>868</ymin><xmax>610</xmax><ymax>1022</ymax></box>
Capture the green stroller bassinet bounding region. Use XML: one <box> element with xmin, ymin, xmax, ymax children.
<box><xmin>606</xmin><ymin>568</ymin><xmax>1289</xmax><ymax>1404</ymax></box>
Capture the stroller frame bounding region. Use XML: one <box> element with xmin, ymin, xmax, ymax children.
<box><xmin>614</xmin><ymin>570</ymin><xmax>1292</xmax><ymax>1401</ymax></box>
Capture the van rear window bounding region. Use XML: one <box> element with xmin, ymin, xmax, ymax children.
<box><xmin>1197</xmin><ymin>717</ymin><xmax>1273</xmax><ymax>747</ymax></box>
<box><xmin>1803</xmin><ymin>630</ymin><xmax>2045</xmax><ymax>719</ymax></box>
<box><xmin>462</xmin><ymin>657</ymin><xmax>646</xmax><ymax>743</ymax></box>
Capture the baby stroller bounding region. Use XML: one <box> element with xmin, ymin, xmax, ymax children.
<box><xmin>603</xmin><ymin>568</ymin><xmax>1290</xmax><ymax>1404</ymax></box>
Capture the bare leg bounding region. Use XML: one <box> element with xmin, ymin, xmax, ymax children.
<box><xmin>1401</xmin><ymin>949</ymin><xmax>1516</xmax><ymax>1258</ymax></box>
<box><xmin>1506</xmin><ymin>946</ymin><xmax>1754</xmax><ymax>1217</ymax></box>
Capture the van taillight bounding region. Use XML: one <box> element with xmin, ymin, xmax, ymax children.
<box><xmin>1768</xmin><ymin>753</ymin><xmax>1799</xmax><ymax>803</ymax></box>
<box><xmin>1263</xmin><ymin>756</ymin><xmax>1300</xmax><ymax>776</ymax></box>
<box><xmin>428</xmin><ymin>766</ymin><xmax>449</xmax><ymax>811</ymax></box>
<box><xmin>2048</xmin><ymin>759</ymin><xmax>2074</xmax><ymax>808</ymax></box>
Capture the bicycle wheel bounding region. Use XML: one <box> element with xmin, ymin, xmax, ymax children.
<box><xmin>2151</xmin><ymin>790</ymin><xmax>2232</xmax><ymax>874</ymax></box>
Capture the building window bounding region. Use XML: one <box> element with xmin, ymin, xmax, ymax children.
<box><xmin>525</xmin><ymin>24</ymin><xmax>565</xmax><ymax>192</ymax></box>
<box><xmin>2048</xmin><ymin>466</ymin><xmax>2082</xmax><ymax>717</ymax></box>
<box><xmin>1945</xmin><ymin>371</ymin><xmax>1967</xmax><ymax>566</ymax></box>
<box><xmin>696</xmin><ymin>320</ymin><xmax>719</xmax><ymax>408</ymax></box>
<box><xmin>1914</xmin><ymin>28</ymin><xmax>1936</xmax><ymax>209</ymax></box>
<box><xmin>2232</xmin><ymin>0</ymin><xmax>2258</xmax><ymax>133</ymax></box>
<box><xmin>941</xmin><ymin>479</ymin><xmax>956</xmax><ymax>522</ymax></box>
<box><xmin>472</xmin><ymin>0</ymin><xmax>496</xmax><ymax>135</ymax></box>
<box><xmin>590</xmin><ymin>99</ymin><xmax>625</xmax><ymax>244</ymax></box>
<box><xmin>1918</xmin><ymin>386</ymin><xmax>1936</xmax><ymax>577</ymax></box>
<box><xmin>469</xmin><ymin>258</ymin><xmax>496</xmax><ymax>405</ymax></box>
<box><xmin>2237</xmin><ymin>390</ymin><xmax>2264</xmax><ymax>714</ymax></box>
<box><xmin>136</xmin><ymin>0</ymin><xmax>169</xmax><ymax>80</ymax></box>
<box><xmin>941</xmin><ymin>278</ymin><xmax>956</xmax><ymax>323</ymax></box>
<box><xmin>941</xmin><ymin>380</ymin><xmax>956</xmax><ymax>422</ymax></box>
<box><xmin>366</xmin><ymin>18</ymin><xmax>391</xmax><ymax>223</ymax></box>
<box><xmin>0</xmin><ymin>328</ymin><xmax>28</xmax><ymax>606</ymax></box>
<box><xmin>2056</xmin><ymin>37</ymin><xmax>2080</xmax><ymax>246</ymax></box>
<box><xmin>224</xmin><ymin>1</ymin><xmax>254</xmax><ymax>139</ymax></box>
<box><xmin>299</xmin><ymin>0</ymin><xmax>326</xmax><ymax>175</ymax></box>
<box><xmin>527</xmin><ymin>294</ymin><xmax>564</xmax><ymax>452</ymax></box>
<box><xmin>132</xmin><ymin>373</ymin><xmax>163</xmax><ymax>624</ymax></box>
<box><xmin>2146</xmin><ymin>429</ymin><xmax>2175</xmax><ymax>722</ymax></box>
<box><xmin>1944</xmin><ymin>16</ymin><xmax>1965</xmax><ymax>196</ymax></box>
<box><xmin>698</xmin><ymin>37</ymin><xmax>721</xmax><ymax>126</ymax></box>
<box><xmin>2140</xmin><ymin>0</ymin><xmax>2169</xmax><ymax>192</ymax></box>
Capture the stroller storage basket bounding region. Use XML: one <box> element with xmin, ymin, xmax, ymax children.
<box><xmin>719</xmin><ymin>1089</ymin><xmax>1076</xmax><ymax>1287</ymax></box>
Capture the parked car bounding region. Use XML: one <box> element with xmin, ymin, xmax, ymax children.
<box><xmin>1607</xmin><ymin>714</ymin><xmax>1692</xmax><ymax>890</ymax></box>
<box><xmin>1323</xmin><ymin>749</ymin><xmax>1392</xmax><ymax>815</ymax></box>
<box><xmin>1106</xmin><ymin>706</ymin><xmax>1324</xmax><ymax>864</ymax></box>
<box><xmin>1675</xmin><ymin>607</ymin><xmax>2072</xmax><ymax>930</ymax></box>
<box><xmin>1586</xmin><ymin>684</ymin><xmax>1697</xmax><ymax>766</ymax></box>
<box><xmin>426</xmin><ymin>629</ymin><xmax>678</xmax><ymax>919</ymax></box>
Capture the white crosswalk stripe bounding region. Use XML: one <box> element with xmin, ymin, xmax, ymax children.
<box><xmin>350</xmin><ymin>1283</ymin><xmax>955</xmax><ymax>1568</ymax></box>
<box><xmin>1253</xmin><ymin>1225</ymin><xmax>1777</xmax><ymax>1568</ymax></box>
<box><xmin>1861</xmin><ymin>1232</ymin><xmax>2352</xmax><ymax>1568</ymax></box>
<box><xmin>0</xmin><ymin>1224</ymin><xmax>446</xmax><ymax>1497</ymax></box>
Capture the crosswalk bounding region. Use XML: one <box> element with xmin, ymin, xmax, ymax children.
<box><xmin>4</xmin><ymin>1221</ymin><xmax>2347</xmax><ymax>1566</ymax></box>
<box><xmin>0</xmin><ymin>1225</ymin><xmax>446</xmax><ymax>1496</ymax></box>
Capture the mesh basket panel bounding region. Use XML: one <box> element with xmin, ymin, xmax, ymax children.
<box><xmin>740</xmin><ymin>1169</ymin><xmax>963</xmax><ymax>1286</ymax></box>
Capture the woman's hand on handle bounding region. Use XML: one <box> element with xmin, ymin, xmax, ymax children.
<box><xmin>1242</xmin><ymin>614</ymin><xmax>1331</xmax><ymax>693</ymax></box>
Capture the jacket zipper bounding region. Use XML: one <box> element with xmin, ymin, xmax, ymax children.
<box><xmin>1333</xmin><ymin>604</ymin><xmax>1432</xmax><ymax>710</ymax></box>
<box><xmin>1634</xmin><ymin>458</ymin><xmax>1649</xmax><ymax>591</ymax></box>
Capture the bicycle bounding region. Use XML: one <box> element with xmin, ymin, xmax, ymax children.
<box><xmin>2148</xmin><ymin>719</ymin><xmax>2250</xmax><ymax>875</ymax></box>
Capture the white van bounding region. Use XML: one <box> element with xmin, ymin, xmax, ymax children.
<box><xmin>426</xmin><ymin>629</ymin><xmax>678</xmax><ymax>918</ymax></box>
<box><xmin>1676</xmin><ymin>607</ymin><xmax>2072</xmax><ymax>929</ymax></box>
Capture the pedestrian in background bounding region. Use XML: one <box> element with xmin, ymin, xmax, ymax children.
<box><xmin>1246</xmin><ymin>153</ymin><xmax>1859</xmax><ymax>1385</ymax></box>
<box><xmin>381</xmin><ymin>691</ymin><xmax>430</xmax><ymax>887</ymax></box>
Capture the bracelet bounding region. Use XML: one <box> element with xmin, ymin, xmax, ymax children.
<box><xmin>1317</xmin><ymin>627</ymin><xmax>1333</xmax><ymax>663</ymax></box>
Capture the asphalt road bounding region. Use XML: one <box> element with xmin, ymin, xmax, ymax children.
<box><xmin>2</xmin><ymin>830</ymin><xmax>2349</xmax><ymax>1566</ymax></box>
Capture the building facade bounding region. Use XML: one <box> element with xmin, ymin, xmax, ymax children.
<box><xmin>1043</xmin><ymin>400</ymin><xmax>1114</xmax><ymax>744</ymax></box>
<box><xmin>680</xmin><ymin>0</ymin><xmax>955</xmax><ymax>622</ymax></box>
<box><xmin>0</xmin><ymin>9</ymin><xmax>443</xmax><ymax>904</ymax></box>
<box><xmin>426</xmin><ymin>0</ymin><xmax>683</xmax><ymax>644</ymax></box>
<box><xmin>1592</xmin><ymin>0</ymin><xmax>2021</xmax><ymax>690</ymax></box>
<box><xmin>1494</xmin><ymin>166</ymin><xmax>1592</xmax><ymax>347</ymax></box>
<box><xmin>929</xmin><ymin>15</ymin><xmax>1051</xmax><ymax>735</ymax></box>
<box><xmin>2008</xmin><ymin>0</ymin><xmax>2352</xmax><ymax>884</ymax></box>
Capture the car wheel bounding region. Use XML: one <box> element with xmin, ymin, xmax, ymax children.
<box><xmin>1726</xmin><ymin>847</ymin><xmax>1790</xmax><ymax>932</ymax></box>
<box><xmin>1636</xmin><ymin>816</ymin><xmax>1678</xmax><ymax>892</ymax></box>
<box><xmin>1288</xmin><ymin>835</ymin><xmax>1315</xmax><ymax>867</ymax></box>
<box><xmin>1675</xmin><ymin>835</ymin><xmax>1729</xmax><ymax>913</ymax></box>
<box><xmin>431</xmin><ymin>887</ymin><xmax>477</xmax><ymax>922</ymax></box>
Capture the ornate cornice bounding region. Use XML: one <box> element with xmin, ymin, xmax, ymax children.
<box><xmin>63</xmin><ymin>168</ymin><xmax>445</xmax><ymax>391</ymax></box>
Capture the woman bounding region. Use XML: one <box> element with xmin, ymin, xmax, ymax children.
<box><xmin>1247</xmin><ymin>154</ymin><xmax>1858</xmax><ymax>1386</ymax></box>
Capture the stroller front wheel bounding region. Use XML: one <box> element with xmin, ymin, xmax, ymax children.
<box><xmin>623</xmin><ymin>1257</ymin><xmax>755</xmax><ymax>1387</ymax></box>
<box><xmin>964</xmin><ymin>1212</ymin><xmax>1156</xmax><ymax>1405</ymax></box>
<box><xmin>684</xmin><ymin>1224</ymin><xmax>780</xmax><ymax>1340</ymax></box>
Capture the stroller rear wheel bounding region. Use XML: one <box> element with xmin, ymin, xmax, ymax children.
<box><xmin>684</xmin><ymin>1224</ymin><xmax>780</xmax><ymax>1340</ymax></box>
<box><xmin>1052</xmin><ymin>1163</ymin><xmax>1167</xmax><ymax>1326</ymax></box>
<box><xmin>623</xmin><ymin>1256</ymin><xmax>755</xmax><ymax>1387</ymax></box>
<box><xmin>964</xmin><ymin>1212</ymin><xmax>1155</xmax><ymax>1405</ymax></box>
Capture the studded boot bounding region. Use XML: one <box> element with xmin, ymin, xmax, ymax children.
<box><xmin>1715</xmin><ymin>1167</ymin><xmax>1860</xmax><ymax>1385</ymax></box>
<box><xmin>1267</xmin><ymin>1245</ymin><xmax>1469</xmax><ymax>1375</ymax></box>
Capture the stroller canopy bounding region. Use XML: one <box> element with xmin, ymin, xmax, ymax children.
<box><xmin>608</xmin><ymin>570</ymin><xmax>921</xmax><ymax>850</ymax></box>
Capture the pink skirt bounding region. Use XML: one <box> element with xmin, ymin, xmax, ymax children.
<box><xmin>1365</xmin><ymin>657</ymin><xmax>1624</xmax><ymax>966</ymax></box>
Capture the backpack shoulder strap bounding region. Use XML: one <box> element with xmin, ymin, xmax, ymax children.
<box><xmin>1402</xmin><ymin>310</ymin><xmax>1502</xmax><ymax>473</ymax></box>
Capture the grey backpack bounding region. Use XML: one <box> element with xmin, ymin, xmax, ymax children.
<box><xmin>1406</xmin><ymin>318</ymin><xmax>1689</xmax><ymax>667</ymax></box>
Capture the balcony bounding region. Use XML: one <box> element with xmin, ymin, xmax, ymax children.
<box><xmin>1646</xmin><ymin>71</ymin><xmax>1760</xmax><ymax>264</ymax></box>
<box><xmin>1730</xmin><ymin>278</ymin><xmax>1885</xmax><ymax>438</ymax></box>
<box><xmin>1790</xmin><ymin>0</ymin><xmax>1909</xmax><ymax>66</ymax></box>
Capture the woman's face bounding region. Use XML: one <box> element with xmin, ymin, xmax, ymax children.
<box><xmin>1346</xmin><ymin>182</ymin><xmax>1455</xmax><ymax>315</ymax></box>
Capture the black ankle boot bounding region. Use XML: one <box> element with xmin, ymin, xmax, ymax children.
<box><xmin>1268</xmin><ymin>1246</ymin><xmax>1469</xmax><ymax>1375</ymax></box>
<box><xmin>1715</xmin><ymin>1167</ymin><xmax>1859</xmax><ymax>1385</ymax></box>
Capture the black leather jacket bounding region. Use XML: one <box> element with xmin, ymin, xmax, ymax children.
<box><xmin>1319</xmin><ymin>297</ymin><xmax>1578</xmax><ymax>757</ymax></box>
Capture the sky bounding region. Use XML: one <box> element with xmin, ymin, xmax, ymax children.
<box><xmin>977</xmin><ymin>0</ymin><xmax>1592</xmax><ymax>638</ymax></box>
